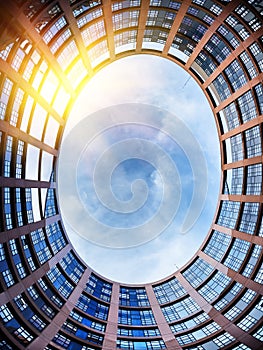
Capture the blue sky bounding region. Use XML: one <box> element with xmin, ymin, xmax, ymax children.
<box><xmin>58</xmin><ymin>55</ymin><xmax>220</xmax><ymax>284</ymax></box>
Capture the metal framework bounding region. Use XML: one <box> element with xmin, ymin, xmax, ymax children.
<box><xmin>0</xmin><ymin>0</ymin><xmax>262</xmax><ymax>349</ymax></box>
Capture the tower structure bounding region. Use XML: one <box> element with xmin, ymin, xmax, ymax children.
<box><xmin>0</xmin><ymin>0</ymin><xmax>263</xmax><ymax>349</ymax></box>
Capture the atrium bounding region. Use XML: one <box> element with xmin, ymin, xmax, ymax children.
<box><xmin>0</xmin><ymin>0</ymin><xmax>262</xmax><ymax>349</ymax></box>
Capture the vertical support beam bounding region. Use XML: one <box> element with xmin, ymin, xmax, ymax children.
<box><xmin>162</xmin><ymin>0</ymin><xmax>192</xmax><ymax>56</ymax></box>
<box><xmin>0</xmin><ymin>243</ymin><xmax>70</xmax><ymax>305</ymax></box>
<box><xmin>26</xmin><ymin>267</ymin><xmax>91</xmax><ymax>349</ymax></box>
<box><xmin>213</xmin><ymin>73</ymin><xmax>263</xmax><ymax>113</ymax></box>
<box><xmin>59</xmin><ymin>0</ymin><xmax>93</xmax><ymax>75</ymax></box>
<box><xmin>102</xmin><ymin>0</ymin><xmax>115</xmax><ymax>59</ymax></box>
<box><xmin>0</xmin><ymin>214</ymin><xmax>61</xmax><ymax>244</ymax></box>
<box><xmin>176</xmin><ymin>273</ymin><xmax>263</xmax><ymax>349</ymax></box>
<box><xmin>0</xmin><ymin>59</ymin><xmax>65</xmax><ymax>126</ymax></box>
<box><xmin>0</xmin><ymin>0</ymin><xmax>75</xmax><ymax>97</ymax></box>
<box><xmin>145</xmin><ymin>285</ymin><xmax>182</xmax><ymax>350</ymax></box>
<box><xmin>199</xmin><ymin>251</ymin><xmax>263</xmax><ymax>295</ymax></box>
<box><xmin>185</xmin><ymin>0</ymin><xmax>240</xmax><ymax>70</ymax></box>
<box><xmin>202</xmin><ymin>28</ymin><xmax>263</xmax><ymax>88</ymax></box>
<box><xmin>213</xmin><ymin>223</ymin><xmax>263</xmax><ymax>246</ymax></box>
<box><xmin>103</xmin><ymin>282</ymin><xmax>119</xmax><ymax>349</ymax></box>
<box><xmin>136</xmin><ymin>0</ymin><xmax>150</xmax><ymax>52</ymax></box>
<box><xmin>0</xmin><ymin>120</ymin><xmax>58</xmax><ymax>156</ymax></box>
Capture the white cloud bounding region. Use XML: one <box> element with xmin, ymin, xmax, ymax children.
<box><xmin>59</xmin><ymin>54</ymin><xmax>220</xmax><ymax>284</ymax></box>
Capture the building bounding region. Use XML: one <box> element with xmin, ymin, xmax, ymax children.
<box><xmin>0</xmin><ymin>0</ymin><xmax>263</xmax><ymax>349</ymax></box>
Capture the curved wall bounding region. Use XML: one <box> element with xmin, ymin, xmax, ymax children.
<box><xmin>0</xmin><ymin>0</ymin><xmax>262</xmax><ymax>349</ymax></box>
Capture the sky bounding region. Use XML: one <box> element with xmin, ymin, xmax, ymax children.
<box><xmin>57</xmin><ymin>55</ymin><xmax>221</xmax><ymax>284</ymax></box>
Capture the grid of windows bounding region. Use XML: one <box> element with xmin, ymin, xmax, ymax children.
<box><xmin>0</xmin><ymin>78</ymin><xmax>13</xmax><ymax>121</ymax></box>
<box><xmin>112</xmin><ymin>0</ymin><xmax>141</xmax><ymax>12</ymax></box>
<box><xmin>254</xmin><ymin>83</ymin><xmax>263</xmax><ymax>114</ymax></box>
<box><xmin>118</xmin><ymin>309</ymin><xmax>156</xmax><ymax>326</ymax></box>
<box><xmin>119</xmin><ymin>287</ymin><xmax>150</xmax><ymax>307</ymax></box>
<box><xmin>170</xmin><ymin>312</ymin><xmax>210</xmax><ymax>333</ymax></box>
<box><xmin>43</xmin><ymin>17</ymin><xmax>67</xmax><ymax>44</ymax></box>
<box><xmin>216</xmin><ymin>200</ymin><xmax>240</xmax><ymax>229</ymax></box>
<box><xmin>76</xmin><ymin>8</ymin><xmax>103</xmax><ymax>28</ymax></box>
<box><xmin>118</xmin><ymin>327</ymin><xmax>161</xmax><ymax>337</ymax></box>
<box><xmin>176</xmin><ymin>321</ymin><xmax>221</xmax><ymax>345</ymax></box>
<box><xmin>45</xmin><ymin>188</ymin><xmax>57</xmax><ymax>218</ymax></box>
<box><xmin>73</xmin><ymin>0</ymin><xmax>102</xmax><ymax>17</ymax></box>
<box><xmin>62</xmin><ymin>320</ymin><xmax>104</xmax><ymax>345</ymax></box>
<box><xmin>245</xmin><ymin>126</ymin><xmax>262</xmax><ymax>158</ymax></box>
<box><xmin>205</xmin><ymin>35</ymin><xmax>231</xmax><ymax>64</ymax></box>
<box><xmin>113</xmin><ymin>10</ymin><xmax>140</xmax><ymax>31</ymax></box>
<box><xmin>21</xmin><ymin>235</ymin><xmax>36</xmax><ymax>272</ymax></box>
<box><xmin>239</xmin><ymin>202</ymin><xmax>259</xmax><ymax>234</ymax></box>
<box><xmin>237</xmin><ymin>296</ymin><xmax>263</xmax><ymax>332</ymax></box>
<box><xmin>0</xmin><ymin>1</ymin><xmax>263</xmax><ymax>348</ymax></box>
<box><xmin>11</xmin><ymin>89</ymin><xmax>24</xmax><ymax>127</ymax></box>
<box><xmin>46</xmin><ymin>266</ymin><xmax>74</xmax><ymax>299</ymax></box>
<box><xmin>220</xmin><ymin>102</ymin><xmax>240</xmax><ymax>132</ymax></box>
<box><xmin>57</xmin><ymin>40</ymin><xmax>79</xmax><ymax>71</ymax></box>
<box><xmin>214</xmin><ymin>282</ymin><xmax>243</xmax><ymax>311</ymax></box>
<box><xmin>153</xmin><ymin>277</ymin><xmax>186</xmax><ymax>304</ymax></box>
<box><xmin>115</xmin><ymin>30</ymin><xmax>138</xmax><ymax>49</ymax></box>
<box><xmin>27</xmin><ymin>284</ymin><xmax>57</xmax><ymax>319</ymax></box>
<box><xmin>240</xmin><ymin>51</ymin><xmax>257</xmax><ymax>79</ymax></box>
<box><xmin>116</xmin><ymin>339</ymin><xmax>166</xmax><ymax>349</ymax></box>
<box><xmin>4</xmin><ymin>187</ymin><xmax>12</xmax><ymax>230</ymax></box>
<box><xmin>14</xmin><ymin>294</ymin><xmax>46</xmax><ymax>331</ymax></box>
<box><xmin>242</xmin><ymin>244</ymin><xmax>262</xmax><ymax>278</ymax></box>
<box><xmin>246</xmin><ymin>163</ymin><xmax>262</xmax><ymax>195</ymax></box>
<box><xmin>25</xmin><ymin>188</ymin><xmax>33</xmax><ymax>223</ymax></box>
<box><xmin>85</xmin><ymin>273</ymin><xmax>112</xmax><ymax>303</ymax></box>
<box><xmin>183</xmin><ymin>258</ymin><xmax>214</xmax><ymax>288</ymax></box>
<box><xmin>76</xmin><ymin>294</ymin><xmax>109</xmax><ymax>320</ymax></box>
<box><xmin>203</xmin><ymin>230</ymin><xmax>231</xmax><ymax>262</ymax></box>
<box><xmin>196</xmin><ymin>331</ymin><xmax>235</xmax><ymax>348</ymax></box>
<box><xmin>50</xmin><ymin>29</ymin><xmax>72</xmax><ymax>55</ymax></box>
<box><xmin>223</xmin><ymin>167</ymin><xmax>244</xmax><ymax>195</ymax></box>
<box><xmin>187</xmin><ymin>6</ymin><xmax>214</xmax><ymax>25</ymax></box>
<box><xmin>11</xmin><ymin>48</ymin><xmax>25</xmax><ymax>72</ymax></box>
<box><xmin>235</xmin><ymin>4</ymin><xmax>262</xmax><ymax>32</ymax></box>
<box><xmin>217</xmin><ymin>24</ymin><xmax>240</xmax><ymax>49</ymax></box>
<box><xmin>211</xmin><ymin>74</ymin><xmax>231</xmax><ymax>103</ymax></box>
<box><xmin>249</xmin><ymin>42</ymin><xmax>263</xmax><ymax>72</ymax></box>
<box><xmin>53</xmin><ymin>332</ymin><xmax>98</xmax><ymax>349</ymax></box>
<box><xmin>87</xmin><ymin>40</ymin><xmax>109</xmax><ymax>66</ymax></box>
<box><xmin>0</xmin><ymin>243</ymin><xmax>15</xmax><ymax>288</ymax></box>
<box><xmin>231</xmin><ymin>133</ymin><xmax>244</xmax><ymax>162</ymax></box>
<box><xmin>15</xmin><ymin>140</ymin><xmax>24</xmax><ymax>178</ymax></box>
<box><xmin>0</xmin><ymin>43</ymin><xmax>13</xmax><ymax>61</ymax></box>
<box><xmin>223</xmin><ymin>238</ymin><xmax>251</xmax><ymax>272</ymax></box>
<box><xmin>46</xmin><ymin>222</ymin><xmax>66</xmax><ymax>254</ymax></box>
<box><xmin>161</xmin><ymin>296</ymin><xmax>201</xmax><ymax>322</ymax></box>
<box><xmin>195</xmin><ymin>50</ymin><xmax>217</xmax><ymax>77</ymax></box>
<box><xmin>70</xmin><ymin>310</ymin><xmax>106</xmax><ymax>332</ymax></box>
<box><xmin>198</xmin><ymin>271</ymin><xmax>231</xmax><ymax>302</ymax></box>
<box><xmin>147</xmin><ymin>9</ymin><xmax>176</xmax><ymax>29</ymax></box>
<box><xmin>224</xmin><ymin>59</ymin><xmax>247</xmax><ymax>92</ymax></box>
<box><xmin>59</xmin><ymin>251</ymin><xmax>85</xmax><ymax>284</ymax></box>
<box><xmin>238</xmin><ymin>90</ymin><xmax>257</xmax><ymax>123</ymax></box>
<box><xmin>81</xmin><ymin>20</ymin><xmax>106</xmax><ymax>47</ymax></box>
<box><xmin>4</xmin><ymin>135</ymin><xmax>13</xmax><ymax>177</ymax></box>
<box><xmin>225</xmin><ymin>15</ymin><xmax>250</xmax><ymax>41</ymax></box>
<box><xmin>31</xmin><ymin>228</ymin><xmax>52</xmax><ymax>264</ymax></box>
<box><xmin>224</xmin><ymin>289</ymin><xmax>257</xmax><ymax>321</ymax></box>
<box><xmin>9</xmin><ymin>239</ymin><xmax>27</xmax><ymax>279</ymax></box>
<box><xmin>0</xmin><ymin>304</ymin><xmax>34</xmax><ymax>344</ymax></box>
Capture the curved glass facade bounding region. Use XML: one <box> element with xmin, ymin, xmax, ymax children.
<box><xmin>0</xmin><ymin>0</ymin><xmax>262</xmax><ymax>349</ymax></box>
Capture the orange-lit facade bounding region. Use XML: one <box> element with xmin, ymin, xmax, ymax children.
<box><xmin>0</xmin><ymin>0</ymin><xmax>263</xmax><ymax>349</ymax></box>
